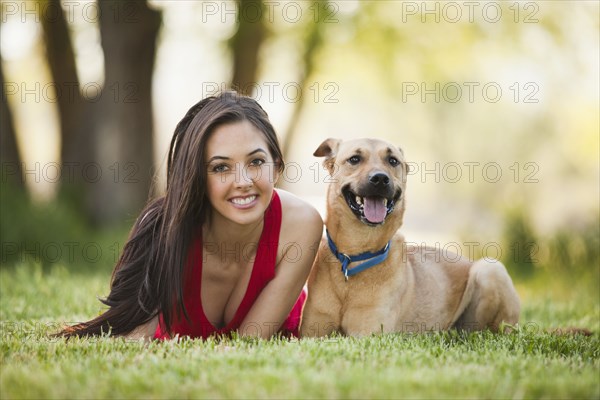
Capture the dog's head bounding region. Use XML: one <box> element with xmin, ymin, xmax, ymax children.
<box><xmin>314</xmin><ymin>138</ymin><xmax>409</xmax><ymax>231</ymax></box>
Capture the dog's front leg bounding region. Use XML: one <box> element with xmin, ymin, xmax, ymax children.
<box><xmin>300</xmin><ymin>305</ymin><xmax>340</xmax><ymax>337</ymax></box>
<box><xmin>300</xmin><ymin>266</ymin><xmax>342</xmax><ymax>338</ymax></box>
<box><xmin>341</xmin><ymin>304</ymin><xmax>398</xmax><ymax>337</ymax></box>
<box><xmin>300</xmin><ymin>288</ymin><xmax>342</xmax><ymax>337</ymax></box>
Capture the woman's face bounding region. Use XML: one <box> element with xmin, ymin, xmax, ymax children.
<box><xmin>205</xmin><ymin>120</ymin><xmax>280</xmax><ymax>227</ymax></box>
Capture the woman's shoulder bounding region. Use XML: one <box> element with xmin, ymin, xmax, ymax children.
<box><xmin>274</xmin><ymin>189</ymin><xmax>323</xmax><ymax>269</ymax></box>
<box><xmin>275</xmin><ymin>189</ymin><xmax>323</xmax><ymax>237</ymax></box>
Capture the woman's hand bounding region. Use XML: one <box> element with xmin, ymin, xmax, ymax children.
<box><xmin>125</xmin><ymin>315</ymin><xmax>159</xmax><ymax>341</ymax></box>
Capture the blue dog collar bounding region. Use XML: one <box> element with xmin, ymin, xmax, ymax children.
<box><xmin>326</xmin><ymin>229</ymin><xmax>390</xmax><ymax>281</ymax></box>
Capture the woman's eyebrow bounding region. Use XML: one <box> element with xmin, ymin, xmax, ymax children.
<box><xmin>207</xmin><ymin>149</ymin><xmax>267</xmax><ymax>164</ymax></box>
<box><xmin>248</xmin><ymin>148</ymin><xmax>267</xmax><ymax>156</ymax></box>
<box><xmin>207</xmin><ymin>155</ymin><xmax>230</xmax><ymax>163</ymax></box>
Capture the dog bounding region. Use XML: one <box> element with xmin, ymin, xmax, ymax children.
<box><xmin>300</xmin><ymin>138</ymin><xmax>520</xmax><ymax>337</ymax></box>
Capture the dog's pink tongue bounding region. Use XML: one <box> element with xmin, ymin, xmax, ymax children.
<box><xmin>364</xmin><ymin>197</ymin><xmax>387</xmax><ymax>223</ymax></box>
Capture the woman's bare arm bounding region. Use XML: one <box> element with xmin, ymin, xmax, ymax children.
<box><xmin>238</xmin><ymin>190</ymin><xmax>323</xmax><ymax>338</ymax></box>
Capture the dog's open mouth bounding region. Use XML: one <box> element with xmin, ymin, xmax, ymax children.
<box><xmin>343</xmin><ymin>186</ymin><xmax>401</xmax><ymax>226</ymax></box>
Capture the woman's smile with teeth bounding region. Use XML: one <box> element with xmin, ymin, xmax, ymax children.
<box><xmin>231</xmin><ymin>195</ymin><xmax>257</xmax><ymax>205</ymax></box>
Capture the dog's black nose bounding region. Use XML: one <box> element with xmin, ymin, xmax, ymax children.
<box><xmin>369</xmin><ymin>172</ymin><xmax>390</xmax><ymax>187</ymax></box>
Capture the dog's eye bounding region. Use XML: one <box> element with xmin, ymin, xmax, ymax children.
<box><xmin>388</xmin><ymin>157</ymin><xmax>400</xmax><ymax>167</ymax></box>
<box><xmin>347</xmin><ymin>156</ymin><xmax>361</xmax><ymax>165</ymax></box>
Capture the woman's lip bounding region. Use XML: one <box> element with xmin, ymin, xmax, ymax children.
<box><xmin>229</xmin><ymin>194</ymin><xmax>258</xmax><ymax>209</ymax></box>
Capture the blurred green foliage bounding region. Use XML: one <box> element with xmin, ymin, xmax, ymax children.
<box><xmin>501</xmin><ymin>208</ymin><xmax>538</xmax><ymax>278</ymax></box>
<box><xmin>0</xmin><ymin>185</ymin><xmax>129</xmax><ymax>272</ymax></box>
<box><xmin>501</xmin><ymin>206</ymin><xmax>600</xmax><ymax>284</ymax></box>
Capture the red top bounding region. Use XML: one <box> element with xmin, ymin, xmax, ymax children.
<box><xmin>154</xmin><ymin>191</ymin><xmax>306</xmax><ymax>340</ymax></box>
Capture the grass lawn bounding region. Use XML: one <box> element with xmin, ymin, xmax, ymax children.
<box><xmin>1</xmin><ymin>263</ymin><xmax>599</xmax><ymax>399</ymax></box>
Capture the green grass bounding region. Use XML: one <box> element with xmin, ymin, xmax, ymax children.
<box><xmin>1</xmin><ymin>263</ymin><xmax>599</xmax><ymax>399</ymax></box>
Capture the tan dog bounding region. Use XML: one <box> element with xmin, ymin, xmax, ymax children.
<box><xmin>300</xmin><ymin>138</ymin><xmax>520</xmax><ymax>337</ymax></box>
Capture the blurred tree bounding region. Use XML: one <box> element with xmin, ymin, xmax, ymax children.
<box><xmin>230</xmin><ymin>0</ymin><xmax>266</xmax><ymax>94</ymax></box>
<box><xmin>281</xmin><ymin>0</ymin><xmax>329</xmax><ymax>162</ymax></box>
<box><xmin>40</xmin><ymin>0</ymin><xmax>161</xmax><ymax>226</ymax></box>
<box><xmin>40</xmin><ymin>0</ymin><xmax>90</xmax><ymax>212</ymax></box>
<box><xmin>502</xmin><ymin>208</ymin><xmax>538</xmax><ymax>278</ymax></box>
<box><xmin>92</xmin><ymin>0</ymin><xmax>161</xmax><ymax>225</ymax></box>
<box><xmin>0</xmin><ymin>61</ymin><xmax>23</xmax><ymax>190</ymax></box>
<box><xmin>227</xmin><ymin>0</ymin><xmax>333</xmax><ymax>169</ymax></box>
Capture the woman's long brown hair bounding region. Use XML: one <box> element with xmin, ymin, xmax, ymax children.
<box><xmin>58</xmin><ymin>91</ymin><xmax>284</xmax><ymax>338</ymax></box>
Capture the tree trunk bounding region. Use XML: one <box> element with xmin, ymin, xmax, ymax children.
<box><xmin>92</xmin><ymin>0</ymin><xmax>161</xmax><ymax>225</ymax></box>
<box><xmin>281</xmin><ymin>0</ymin><xmax>328</xmax><ymax>162</ymax></box>
<box><xmin>40</xmin><ymin>0</ymin><xmax>91</xmax><ymax>209</ymax></box>
<box><xmin>0</xmin><ymin>61</ymin><xmax>24</xmax><ymax>189</ymax></box>
<box><xmin>230</xmin><ymin>0</ymin><xmax>266</xmax><ymax>94</ymax></box>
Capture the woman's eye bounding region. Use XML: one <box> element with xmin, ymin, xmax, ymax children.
<box><xmin>348</xmin><ymin>156</ymin><xmax>361</xmax><ymax>165</ymax></box>
<box><xmin>389</xmin><ymin>157</ymin><xmax>400</xmax><ymax>167</ymax></box>
<box><xmin>212</xmin><ymin>164</ymin><xmax>229</xmax><ymax>173</ymax></box>
<box><xmin>250</xmin><ymin>158</ymin><xmax>265</xmax><ymax>167</ymax></box>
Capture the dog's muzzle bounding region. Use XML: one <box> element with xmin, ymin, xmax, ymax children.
<box><xmin>342</xmin><ymin>172</ymin><xmax>402</xmax><ymax>226</ymax></box>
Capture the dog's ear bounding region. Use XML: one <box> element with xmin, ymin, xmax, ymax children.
<box><xmin>314</xmin><ymin>138</ymin><xmax>341</xmax><ymax>174</ymax></box>
<box><xmin>398</xmin><ymin>146</ymin><xmax>411</xmax><ymax>174</ymax></box>
<box><xmin>313</xmin><ymin>138</ymin><xmax>340</xmax><ymax>158</ymax></box>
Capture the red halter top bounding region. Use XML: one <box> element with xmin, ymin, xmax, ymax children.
<box><xmin>154</xmin><ymin>191</ymin><xmax>305</xmax><ymax>339</ymax></box>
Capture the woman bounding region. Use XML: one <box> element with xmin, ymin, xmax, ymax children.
<box><xmin>59</xmin><ymin>91</ymin><xmax>323</xmax><ymax>340</ymax></box>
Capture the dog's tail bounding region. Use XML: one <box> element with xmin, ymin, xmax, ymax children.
<box><xmin>548</xmin><ymin>327</ymin><xmax>593</xmax><ymax>336</ymax></box>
